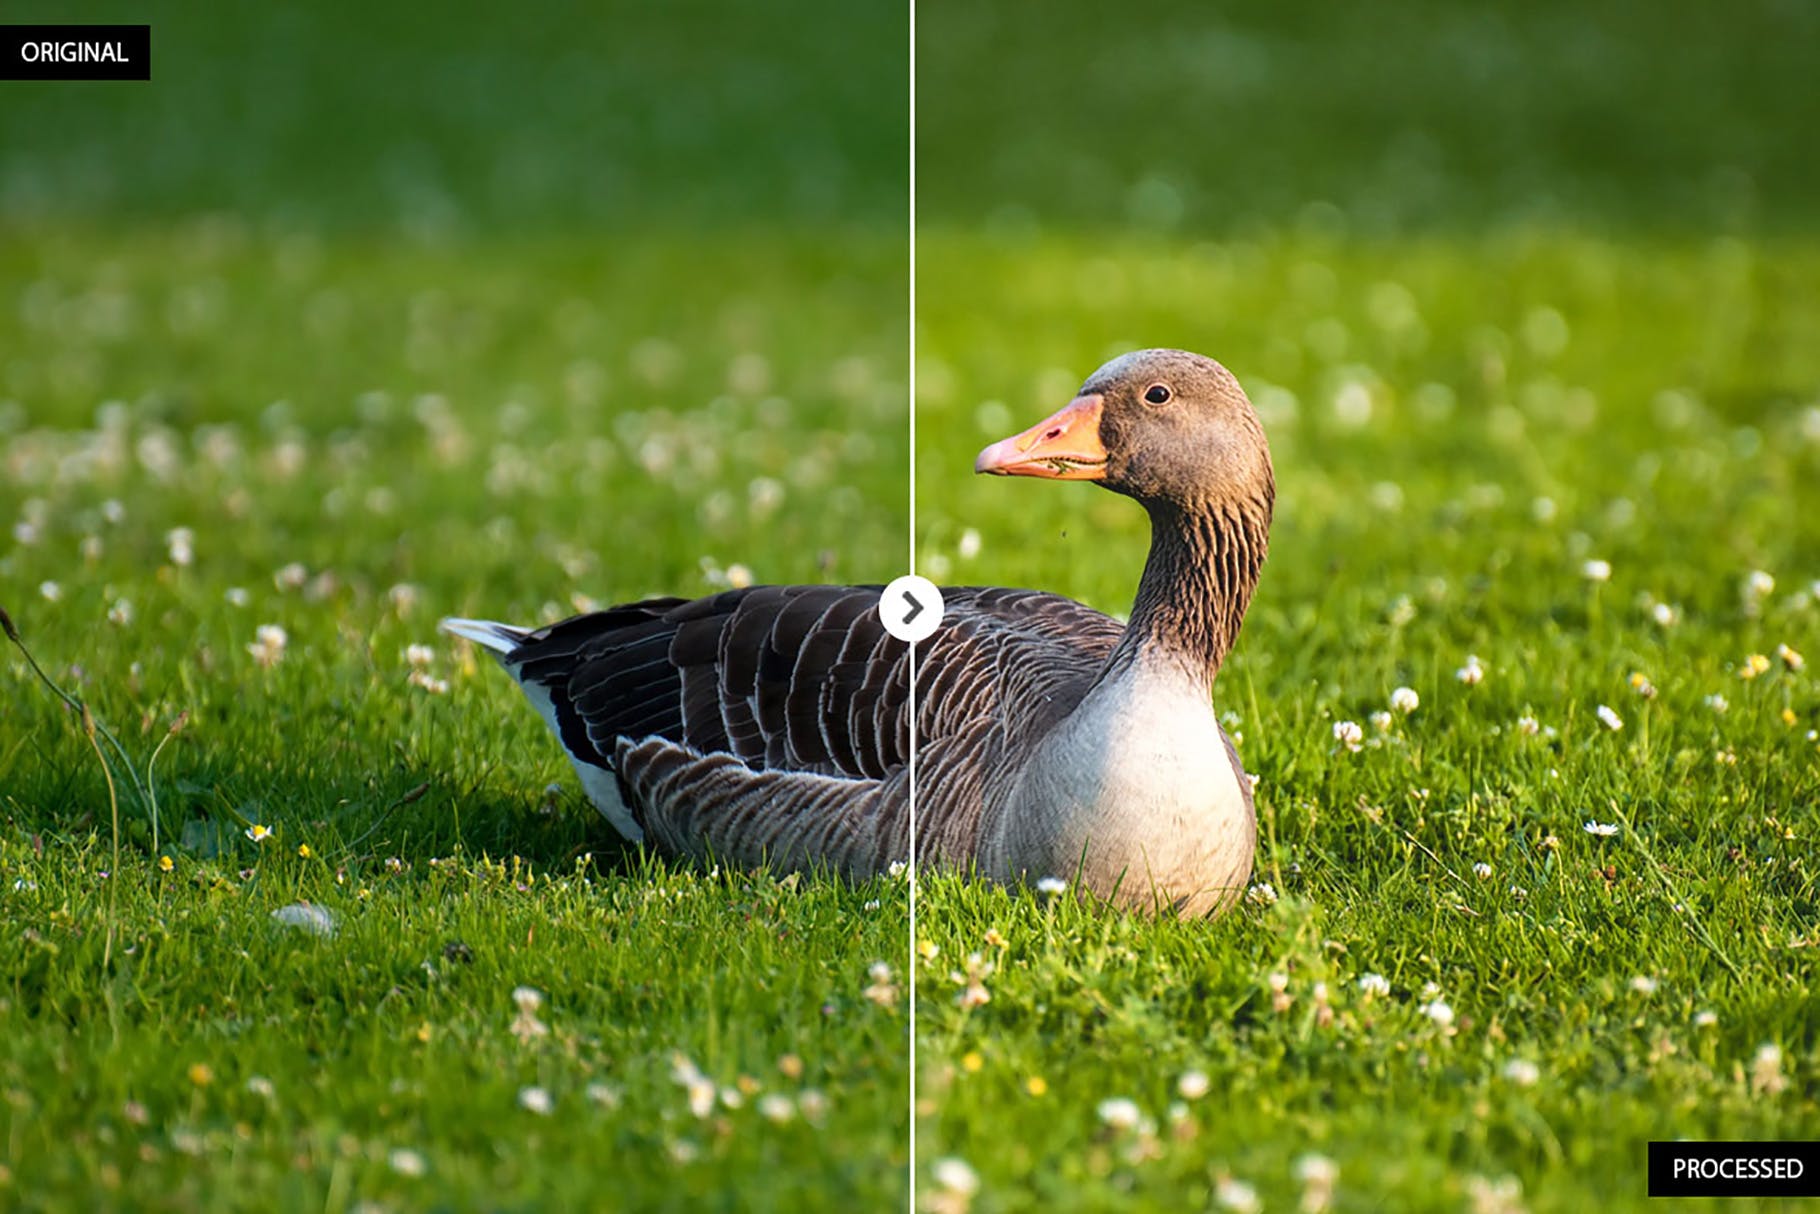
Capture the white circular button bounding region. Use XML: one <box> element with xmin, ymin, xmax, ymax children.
<box><xmin>880</xmin><ymin>575</ymin><xmax>944</xmax><ymax>643</ymax></box>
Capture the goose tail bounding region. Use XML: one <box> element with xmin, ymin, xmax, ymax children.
<box><xmin>439</xmin><ymin>617</ymin><xmax>531</xmax><ymax>658</ymax></box>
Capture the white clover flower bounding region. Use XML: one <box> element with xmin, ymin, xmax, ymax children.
<box><xmin>1694</xmin><ymin>1010</ymin><xmax>1718</xmax><ymax>1029</ymax></box>
<box><xmin>1472</xmin><ymin>862</ymin><xmax>1493</xmax><ymax>879</ymax></box>
<box><xmin>1332</xmin><ymin>720</ymin><xmax>1364</xmax><ymax>752</ymax></box>
<box><xmin>1582</xmin><ymin>558</ymin><xmax>1612</xmax><ymax>582</ymax></box>
<box><xmin>932</xmin><ymin>1158</ymin><xmax>979</xmax><ymax>1196</ymax></box>
<box><xmin>1096</xmin><ymin>1097</ymin><xmax>1142</xmax><ymax>1130</ymax></box>
<box><xmin>1296</xmin><ymin>1153</ymin><xmax>1339</xmax><ymax>1212</ymax></box>
<box><xmin>1501</xmin><ymin>1058</ymin><xmax>1540</xmax><ymax>1087</ymax></box>
<box><xmin>1357</xmin><ymin>972</ymin><xmax>1390</xmax><ymax>997</ymax></box>
<box><xmin>405</xmin><ymin>643</ymin><xmax>436</xmax><ymax>668</ymax></box>
<box><xmin>1516</xmin><ymin>715</ymin><xmax>1541</xmax><ymax>736</ymax></box>
<box><xmin>797</xmin><ymin>1089</ymin><xmax>828</xmax><ymax>1122</ymax></box>
<box><xmin>1245</xmin><ymin>882</ymin><xmax>1278</xmax><ymax>907</ymax></box>
<box><xmin>1596</xmin><ymin>704</ymin><xmax>1623</xmax><ymax>731</ymax></box>
<box><xmin>1176</xmin><ymin>1070</ymin><xmax>1211</xmax><ymax>1101</ymax></box>
<box><xmin>1456</xmin><ymin>656</ymin><xmax>1485</xmax><ymax>686</ymax></box>
<box><xmin>389</xmin><ymin>1148</ymin><xmax>427</xmax><ymax>1177</ymax></box>
<box><xmin>957</xmin><ymin>528</ymin><xmax>982</xmax><ymax>560</ymax></box>
<box><xmin>1752</xmin><ymin>1043</ymin><xmax>1786</xmax><ymax>1094</ymax></box>
<box><xmin>1630</xmin><ymin>976</ymin><xmax>1659</xmax><ymax>995</ymax></box>
<box><xmin>1215</xmin><ymin>1176</ymin><xmax>1261</xmax><ymax>1214</ymax></box>
<box><xmin>1034</xmin><ymin>876</ymin><xmax>1067</xmax><ymax>897</ymax></box>
<box><xmin>1705</xmin><ymin>694</ymin><xmax>1730</xmax><ymax>714</ymax></box>
<box><xmin>108</xmin><ymin>598</ymin><xmax>133</xmax><ymax>626</ymax></box>
<box><xmin>670</xmin><ymin>1054</ymin><xmax>705</xmax><ymax>1086</ymax></box>
<box><xmin>1583</xmin><ymin>821</ymin><xmax>1620</xmax><ymax>838</ymax></box>
<box><xmin>1369</xmin><ymin>710</ymin><xmax>1392</xmax><ymax>733</ymax></box>
<box><xmin>1420</xmin><ymin>999</ymin><xmax>1455</xmax><ymax>1028</ymax></box>
<box><xmin>864</xmin><ymin>961</ymin><xmax>898</xmax><ymax>1008</ymax></box>
<box><xmin>509</xmin><ymin>985</ymin><xmax>549</xmax><ymax>1042</ymax></box>
<box><xmin>1778</xmin><ymin>643</ymin><xmax>1805</xmax><ymax>672</ymax></box>
<box><xmin>1746</xmin><ymin>570</ymin><xmax>1775</xmax><ymax>598</ymax></box>
<box><xmin>274</xmin><ymin>562</ymin><xmax>308</xmax><ymax>591</ymax></box>
<box><xmin>165</xmin><ymin>527</ymin><xmax>195</xmax><ymax>567</ymax></box>
<box><xmin>248</xmin><ymin>624</ymin><xmax>288</xmax><ymax>667</ymax></box>
<box><xmin>38</xmin><ymin>580</ymin><xmax>61</xmax><ymax>602</ymax></box>
<box><xmin>1390</xmin><ymin>686</ymin><xmax>1419</xmax><ymax>714</ymax></box>
<box><xmin>1652</xmin><ymin>602</ymin><xmax>1678</xmax><ymax>627</ymax></box>
<box><xmin>757</xmin><ymin>1094</ymin><xmax>794</xmax><ymax>1123</ymax></box>
<box><xmin>518</xmin><ymin>1086</ymin><xmax>554</xmax><ymax>1115</ymax></box>
<box><xmin>408</xmin><ymin>670</ymin><xmax>450</xmax><ymax>695</ymax></box>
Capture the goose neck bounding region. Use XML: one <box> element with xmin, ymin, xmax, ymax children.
<box><xmin>1110</xmin><ymin>497</ymin><xmax>1269</xmax><ymax>689</ymax></box>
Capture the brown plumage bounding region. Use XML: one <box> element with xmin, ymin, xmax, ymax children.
<box><xmin>444</xmin><ymin>348</ymin><xmax>1273</xmax><ymax>917</ymax></box>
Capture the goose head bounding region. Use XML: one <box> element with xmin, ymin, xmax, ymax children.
<box><xmin>974</xmin><ymin>348</ymin><xmax>1272</xmax><ymax>513</ymax></box>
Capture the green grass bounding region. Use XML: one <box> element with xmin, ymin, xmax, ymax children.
<box><xmin>8</xmin><ymin>0</ymin><xmax>1820</xmax><ymax>1208</ymax></box>
<box><xmin>916</xmin><ymin>0</ymin><xmax>1820</xmax><ymax>234</ymax></box>
<box><xmin>0</xmin><ymin>222</ymin><xmax>910</xmax><ymax>1210</ymax></box>
<box><xmin>0</xmin><ymin>0</ymin><xmax>908</xmax><ymax>233</ymax></box>
<box><xmin>912</xmin><ymin>229</ymin><xmax>1820</xmax><ymax>1210</ymax></box>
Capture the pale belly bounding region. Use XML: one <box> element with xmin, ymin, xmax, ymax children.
<box><xmin>982</xmin><ymin>668</ymin><xmax>1256</xmax><ymax>917</ymax></box>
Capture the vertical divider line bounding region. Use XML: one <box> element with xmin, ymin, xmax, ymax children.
<box><xmin>905</xmin><ymin>0</ymin><xmax>919</xmax><ymax>1206</ymax></box>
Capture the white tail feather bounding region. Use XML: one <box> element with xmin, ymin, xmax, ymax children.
<box><xmin>439</xmin><ymin>617</ymin><xmax>530</xmax><ymax>656</ymax></box>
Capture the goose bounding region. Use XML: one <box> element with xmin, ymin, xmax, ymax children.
<box><xmin>443</xmin><ymin>347</ymin><xmax>1271</xmax><ymax>917</ymax></box>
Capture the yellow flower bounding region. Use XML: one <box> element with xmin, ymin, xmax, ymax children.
<box><xmin>245</xmin><ymin>823</ymin><xmax>273</xmax><ymax>843</ymax></box>
<box><xmin>917</xmin><ymin>939</ymin><xmax>940</xmax><ymax>961</ymax></box>
<box><xmin>1740</xmin><ymin>653</ymin><xmax>1771</xmax><ymax>680</ymax></box>
<box><xmin>1025</xmin><ymin>1075</ymin><xmax>1048</xmax><ymax>1097</ymax></box>
<box><xmin>1784</xmin><ymin>708</ymin><xmax>1799</xmax><ymax>727</ymax></box>
<box><xmin>188</xmin><ymin>1063</ymin><xmax>214</xmax><ymax>1087</ymax></box>
<box><xmin>297</xmin><ymin>843</ymin><xmax>312</xmax><ymax>859</ymax></box>
<box><xmin>960</xmin><ymin>1051</ymin><xmax>983</xmax><ymax>1074</ymax></box>
<box><xmin>158</xmin><ymin>855</ymin><xmax>174</xmax><ymax>874</ymax></box>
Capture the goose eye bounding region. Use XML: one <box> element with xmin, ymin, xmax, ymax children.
<box><xmin>1143</xmin><ymin>384</ymin><xmax>1172</xmax><ymax>405</ymax></box>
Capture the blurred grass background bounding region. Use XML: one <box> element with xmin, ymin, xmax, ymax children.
<box><xmin>916</xmin><ymin>0</ymin><xmax>1818</xmax><ymax>235</ymax></box>
<box><xmin>915</xmin><ymin>2</ymin><xmax>1819</xmax><ymax>1211</ymax></box>
<box><xmin>2</xmin><ymin>2</ymin><xmax>909</xmax><ymax>1209</ymax></box>
<box><xmin>2</xmin><ymin>0</ymin><xmax>908</xmax><ymax>233</ymax></box>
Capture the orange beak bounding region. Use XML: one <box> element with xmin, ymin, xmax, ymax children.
<box><xmin>974</xmin><ymin>394</ymin><xmax>1107</xmax><ymax>479</ymax></box>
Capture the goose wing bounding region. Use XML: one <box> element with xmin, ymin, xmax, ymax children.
<box><xmin>504</xmin><ymin>585</ymin><xmax>907</xmax><ymax>782</ymax></box>
<box><xmin>485</xmin><ymin>584</ymin><xmax>1130</xmax><ymax>876</ymax></box>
